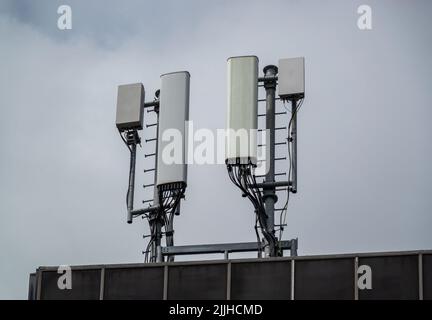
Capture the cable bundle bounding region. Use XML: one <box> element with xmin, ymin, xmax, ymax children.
<box><xmin>144</xmin><ymin>183</ymin><xmax>186</xmax><ymax>262</ymax></box>
<box><xmin>278</xmin><ymin>98</ymin><xmax>304</xmax><ymax>241</ymax></box>
<box><xmin>227</xmin><ymin>163</ymin><xmax>278</xmax><ymax>256</ymax></box>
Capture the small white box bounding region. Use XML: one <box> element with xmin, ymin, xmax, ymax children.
<box><xmin>278</xmin><ymin>57</ymin><xmax>305</xmax><ymax>100</ymax></box>
<box><xmin>116</xmin><ymin>83</ymin><xmax>145</xmax><ymax>130</ymax></box>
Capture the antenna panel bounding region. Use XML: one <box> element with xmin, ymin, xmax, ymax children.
<box><xmin>156</xmin><ymin>71</ymin><xmax>190</xmax><ymax>187</ymax></box>
<box><xmin>226</xmin><ymin>56</ymin><xmax>258</xmax><ymax>165</ymax></box>
<box><xmin>278</xmin><ymin>57</ymin><xmax>305</xmax><ymax>100</ymax></box>
<box><xmin>116</xmin><ymin>83</ymin><xmax>145</xmax><ymax>130</ymax></box>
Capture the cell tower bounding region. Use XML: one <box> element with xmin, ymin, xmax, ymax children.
<box><xmin>226</xmin><ymin>56</ymin><xmax>305</xmax><ymax>257</ymax></box>
<box><xmin>116</xmin><ymin>56</ymin><xmax>304</xmax><ymax>261</ymax></box>
<box><xmin>116</xmin><ymin>72</ymin><xmax>190</xmax><ymax>262</ymax></box>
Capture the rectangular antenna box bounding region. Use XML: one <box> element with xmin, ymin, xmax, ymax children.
<box><xmin>278</xmin><ymin>57</ymin><xmax>305</xmax><ymax>100</ymax></box>
<box><xmin>116</xmin><ymin>83</ymin><xmax>145</xmax><ymax>130</ymax></box>
<box><xmin>157</xmin><ymin>71</ymin><xmax>190</xmax><ymax>187</ymax></box>
<box><xmin>226</xmin><ymin>56</ymin><xmax>258</xmax><ymax>164</ymax></box>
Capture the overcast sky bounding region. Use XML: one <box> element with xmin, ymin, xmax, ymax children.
<box><xmin>0</xmin><ymin>0</ymin><xmax>431</xmax><ymax>299</ymax></box>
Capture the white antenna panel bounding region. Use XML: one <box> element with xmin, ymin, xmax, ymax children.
<box><xmin>278</xmin><ymin>57</ymin><xmax>305</xmax><ymax>100</ymax></box>
<box><xmin>226</xmin><ymin>56</ymin><xmax>258</xmax><ymax>165</ymax></box>
<box><xmin>156</xmin><ymin>71</ymin><xmax>190</xmax><ymax>187</ymax></box>
<box><xmin>116</xmin><ymin>83</ymin><xmax>145</xmax><ymax>131</ymax></box>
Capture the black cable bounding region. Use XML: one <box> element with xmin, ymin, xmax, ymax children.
<box><xmin>118</xmin><ymin>129</ymin><xmax>132</xmax><ymax>152</ymax></box>
<box><xmin>119</xmin><ymin>130</ymin><xmax>133</xmax><ymax>207</ymax></box>
<box><xmin>228</xmin><ymin>164</ymin><xmax>263</xmax><ymax>240</ymax></box>
<box><xmin>244</xmin><ymin>165</ymin><xmax>276</xmax><ymax>251</ymax></box>
<box><xmin>254</xmin><ymin>214</ymin><xmax>261</xmax><ymax>255</ymax></box>
<box><xmin>279</xmin><ymin>98</ymin><xmax>304</xmax><ymax>241</ymax></box>
<box><xmin>147</xmin><ymin>185</ymin><xmax>185</xmax><ymax>261</ymax></box>
<box><xmin>278</xmin><ymin>102</ymin><xmax>295</xmax><ymax>240</ymax></box>
<box><xmin>227</xmin><ymin>162</ymin><xmax>279</xmax><ymax>254</ymax></box>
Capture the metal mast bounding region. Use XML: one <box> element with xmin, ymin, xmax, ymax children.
<box><xmin>262</xmin><ymin>65</ymin><xmax>279</xmax><ymax>254</ymax></box>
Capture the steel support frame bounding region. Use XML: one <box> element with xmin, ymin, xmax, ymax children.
<box><xmin>260</xmin><ymin>65</ymin><xmax>279</xmax><ymax>257</ymax></box>
<box><xmin>253</xmin><ymin>65</ymin><xmax>300</xmax><ymax>257</ymax></box>
<box><xmin>137</xmin><ymin>66</ymin><xmax>300</xmax><ymax>262</ymax></box>
<box><xmin>125</xmin><ymin>98</ymin><xmax>166</xmax><ymax>263</ymax></box>
<box><xmin>161</xmin><ymin>239</ymin><xmax>298</xmax><ymax>258</ymax></box>
<box><xmin>142</xmin><ymin>97</ymin><xmax>182</xmax><ymax>263</ymax></box>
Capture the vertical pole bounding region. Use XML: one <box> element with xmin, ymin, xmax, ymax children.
<box><xmin>290</xmin><ymin>259</ymin><xmax>295</xmax><ymax>300</ymax></box>
<box><xmin>226</xmin><ymin>261</ymin><xmax>232</xmax><ymax>300</ymax></box>
<box><xmin>155</xmin><ymin>103</ymin><xmax>163</xmax><ymax>263</ymax></box>
<box><xmin>263</xmin><ymin>65</ymin><xmax>278</xmax><ymax>256</ymax></box>
<box><xmin>166</xmin><ymin>201</ymin><xmax>177</xmax><ymax>262</ymax></box>
<box><xmin>36</xmin><ymin>269</ymin><xmax>42</xmax><ymax>300</ymax></box>
<box><xmin>291</xmin><ymin>99</ymin><xmax>298</xmax><ymax>193</ymax></box>
<box><xmin>419</xmin><ymin>253</ymin><xmax>423</xmax><ymax>300</ymax></box>
<box><xmin>163</xmin><ymin>265</ymin><xmax>168</xmax><ymax>300</ymax></box>
<box><xmin>354</xmin><ymin>257</ymin><xmax>359</xmax><ymax>300</ymax></box>
<box><xmin>99</xmin><ymin>268</ymin><xmax>105</xmax><ymax>300</ymax></box>
<box><xmin>127</xmin><ymin>142</ymin><xmax>137</xmax><ymax>223</ymax></box>
<box><xmin>150</xmin><ymin>94</ymin><xmax>163</xmax><ymax>263</ymax></box>
<box><xmin>290</xmin><ymin>238</ymin><xmax>298</xmax><ymax>257</ymax></box>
